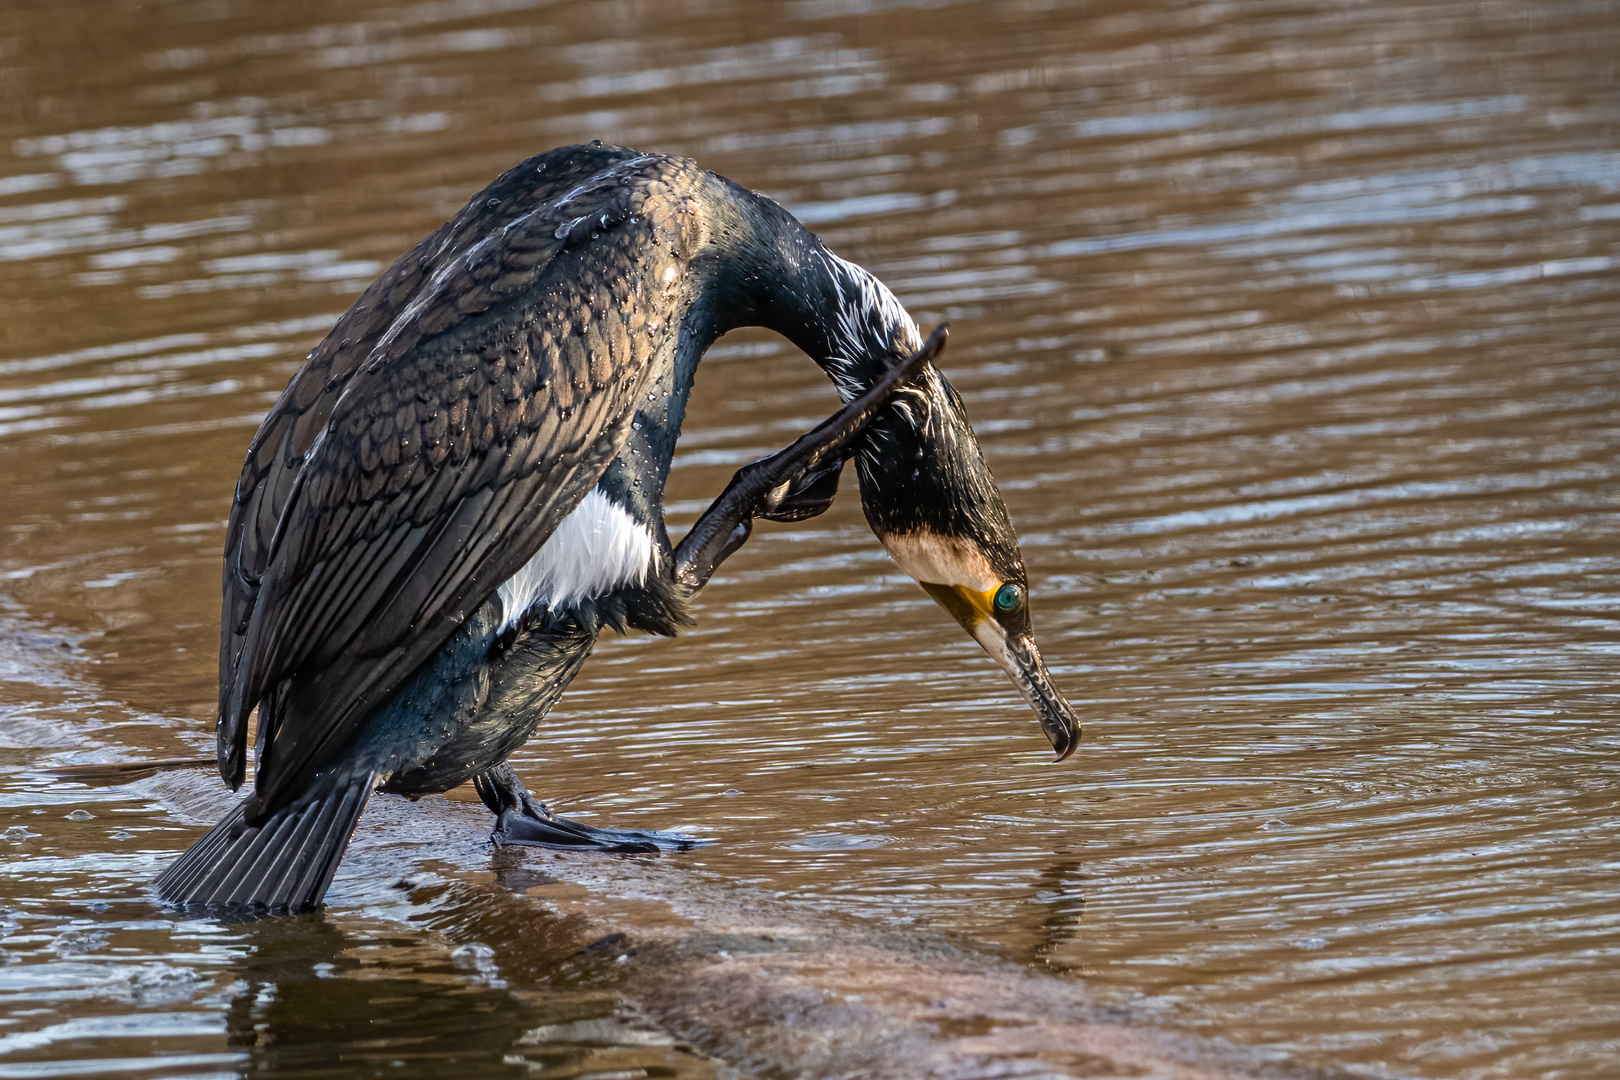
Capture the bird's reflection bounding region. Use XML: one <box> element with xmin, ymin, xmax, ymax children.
<box><xmin>1019</xmin><ymin>859</ymin><xmax>1086</xmax><ymax>970</ymax></box>
<box><xmin>489</xmin><ymin>844</ymin><xmax>562</xmax><ymax>893</ymax></box>
<box><xmin>216</xmin><ymin>897</ymin><xmax>618</xmax><ymax>1079</ymax></box>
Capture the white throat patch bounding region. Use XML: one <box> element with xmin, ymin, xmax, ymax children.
<box><xmin>879</xmin><ymin>530</ymin><xmax>1000</xmax><ymax>592</ymax></box>
<box><xmin>496</xmin><ymin>486</ymin><xmax>656</xmax><ymax>631</ymax></box>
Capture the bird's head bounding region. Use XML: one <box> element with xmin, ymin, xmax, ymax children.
<box><xmin>851</xmin><ymin>363</ymin><xmax>1080</xmax><ymax>762</ymax></box>
<box><xmin>779</xmin><ymin>246</ymin><xmax>1078</xmax><ymax>759</ymax></box>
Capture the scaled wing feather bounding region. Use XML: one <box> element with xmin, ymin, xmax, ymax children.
<box><xmin>216</xmin><ymin>146</ymin><xmax>700</xmax><ymax>815</ymax></box>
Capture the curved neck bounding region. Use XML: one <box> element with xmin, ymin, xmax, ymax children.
<box><xmin>682</xmin><ymin>179</ymin><xmax>1021</xmax><ymax>577</ymax></box>
<box><xmin>691</xmin><ymin>177</ymin><xmax>923</xmax><ymax>401</ymax></box>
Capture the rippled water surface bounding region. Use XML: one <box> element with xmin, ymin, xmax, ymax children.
<box><xmin>2</xmin><ymin>1</ymin><xmax>1618</xmax><ymax>1077</ymax></box>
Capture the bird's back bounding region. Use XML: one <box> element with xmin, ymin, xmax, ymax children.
<box><xmin>217</xmin><ymin>144</ymin><xmax>709</xmax><ymax>817</ymax></box>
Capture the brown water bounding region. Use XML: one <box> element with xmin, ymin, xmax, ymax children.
<box><xmin>2</xmin><ymin>0</ymin><xmax>1619</xmax><ymax>1076</ymax></box>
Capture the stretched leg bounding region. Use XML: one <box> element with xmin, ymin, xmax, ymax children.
<box><xmin>468</xmin><ymin>326</ymin><xmax>945</xmax><ymax>854</ymax></box>
<box><xmin>472</xmin><ymin>762</ymin><xmax>697</xmax><ymax>852</ymax></box>
<box><xmin>673</xmin><ymin>324</ymin><xmax>947</xmax><ymax>589</ymax></box>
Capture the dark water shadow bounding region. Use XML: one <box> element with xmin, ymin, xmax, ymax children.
<box><xmin>214</xmin><ymin>903</ymin><xmax>706</xmax><ymax>1080</ymax></box>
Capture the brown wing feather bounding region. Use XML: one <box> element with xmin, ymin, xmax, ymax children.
<box><xmin>217</xmin><ymin>146</ymin><xmax>702</xmax><ymax>815</ymax></box>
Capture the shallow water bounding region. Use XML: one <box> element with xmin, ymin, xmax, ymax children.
<box><xmin>2</xmin><ymin>0</ymin><xmax>1619</xmax><ymax>1077</ymax></box>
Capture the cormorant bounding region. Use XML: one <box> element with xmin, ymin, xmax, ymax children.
<box><xmin>155</xmin><ymin>143</ymin><xmax>1080</xmax><ymax>914</ymax></box>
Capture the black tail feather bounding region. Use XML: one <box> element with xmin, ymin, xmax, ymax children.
<box><xmin>154</xmin><ymin>775</ymin><xmax>376</xmax><ymax>914</ymax></box>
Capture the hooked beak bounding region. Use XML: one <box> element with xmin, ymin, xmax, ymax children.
<box><xmin>914</xmin><ymin>578</ymin><xmax>1081</xmax><ymax>762</ymax></box>
<box><xmin>969</xmin><ymin>621</ymin><xmax>1081</xmax><ymax>762</ymax></box>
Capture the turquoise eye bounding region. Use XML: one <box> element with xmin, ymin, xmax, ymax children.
<box><xmin>993</xmin><ymin>583</ymin><xmax>1023</xmax><ymax>613</ymax></box>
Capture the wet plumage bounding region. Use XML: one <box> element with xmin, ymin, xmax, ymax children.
<box><xmin>156</xmin><ymin>143</ymin><xmax>1079</xmax><ymax>914</ymax></box>
<box><xmin>218</xmin><ymin>150</ymin><xmax>702</xmax><ymax>816</ymax></box>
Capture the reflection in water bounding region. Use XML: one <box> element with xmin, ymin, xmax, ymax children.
<box><xmin>1020</xmin><ymin>859</ymin><xmax>1087</xmax><ymax>971</ymax></box>
<box><xmin>217</xmin><ymin>913</ymin><xmax>635</xmax><ymax>1079</ymax></box>
<box><xmin>1</xmin><ymin>0</ymin><xmax>1618</xmax><ymax>1077</ymax></box>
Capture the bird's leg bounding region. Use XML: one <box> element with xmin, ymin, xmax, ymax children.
<box><xmin>469</xmin><ymin>328</ymin><xmax>946</xmax><ymax>855</ymax></box>
<box><xmin>673</xmin><ymin>323</ymin><xmax>947</xmax><ymax>590</ymax></box>
<box><xmin>472</xmin><ymin>762</ymin><xmax>699</xmax><ymax>853</ymax></box>
<box><xmin>676</xmin><ymin>454</ymin><xmax>850</xmax><ymax>580</ymax></box>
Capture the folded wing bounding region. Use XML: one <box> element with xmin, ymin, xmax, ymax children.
<box><xmin>217</xmin><ymin>145</ymin><xmax>701</xmax><ymax>818</ymax></box>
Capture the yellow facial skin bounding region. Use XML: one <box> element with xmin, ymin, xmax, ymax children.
<box><xmin>917</xmin><ymin>580</ymin><xmax>1027</xmax><ymax>679</ymax></box>
<box><xmin>880</xmin><ymin>530</ymin><xmax>1078</xmax><ymax>761</ymax></box>
<box><xmin>918</xmin><ymin>581</ymin><xmax>1002</xmax><ymax>635</ymax></box>
<box><xmin>877</xmin><ymin>531</ymin><xmax>1020</xmax><ymax>646</ymax></box>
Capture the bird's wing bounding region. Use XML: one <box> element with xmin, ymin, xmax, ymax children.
<box><xmin>217</xmin><ymin>145</ymin><xmax>702</xmax><ymax>813</ymax></box>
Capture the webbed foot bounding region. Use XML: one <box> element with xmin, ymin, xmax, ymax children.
<box><xmin>494</xmin><ymin>808</ymin><xmax>700</xmax><ymax>852</ymax></box>
<box><xmin>472</xmin><ymin>763</ymin><xmax>701</xmax><ymax>854</ymax></box>
<box><xmin>673</xmin><ymin>323</ymin><xmax>947</xmax><ymax>590</ymax></box>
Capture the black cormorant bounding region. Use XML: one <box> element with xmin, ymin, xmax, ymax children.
<box><xmin>155</xmin><ymin>143</ymin><xmax>1080</xmax><ymax>914</ymax></box>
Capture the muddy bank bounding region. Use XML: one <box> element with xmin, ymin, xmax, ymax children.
<box><xmin>385</xmin><ymin>843</ymin><xmax>1335</xmax><ymax>1080</ymax></box>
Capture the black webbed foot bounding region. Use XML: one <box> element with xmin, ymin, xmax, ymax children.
<box><xmin>757</xmin><ymin>458</ymin><xmax>845</xmax><ymax>523</ymax></box>
<box><xmin>472</xmin><ymin>763</ymin><xmax>701</xmax><ymax>854</ymax></box>
<box><xmin>493</xmin><ymin>808</ymin><xmax>700</xmax><ymax>853</ymax></box>
<box><xmin>673</xmin><ymin>323</ymin><xmax>947</xmax><ymax>590</ymax></box>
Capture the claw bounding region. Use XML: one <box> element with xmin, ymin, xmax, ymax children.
<box><xmin>759</xmin><ymin>458</ymin><xmax>845</xmax><ymax>523</ymax></box>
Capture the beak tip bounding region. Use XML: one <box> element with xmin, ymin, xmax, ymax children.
<box><xmin>984</xmin><ymin>629</ymin><xmax>1081</xmax><ymax>766</ymax></box>
<box><xmin>1047</xmin><ymin>727</ymin><xmax>1080</xmax><ymax>763</ymax></box>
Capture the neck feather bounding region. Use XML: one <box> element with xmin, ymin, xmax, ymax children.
<box><xmin>697</xmin><ymin>182</ymin><xmax>921</xmax><ymax>396</ymax></box>
<box><xmin>813</xmin><ymin>252</ymin><xmax>924</xmax><ymax>402</ymax></box>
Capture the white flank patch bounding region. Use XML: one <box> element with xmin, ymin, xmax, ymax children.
<box><xmin>496</xmin><ymin>486</ymin><xmax>656</xmax><ymax>631</ymax></box>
